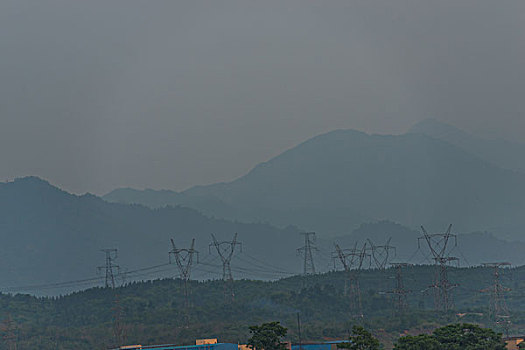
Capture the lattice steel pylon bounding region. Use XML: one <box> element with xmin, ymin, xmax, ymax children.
<box><xmin>112</xmin><ymin>294</ymin><xmax>126</xmax><ymax>347</ymax></box>
<box><xmin>297</xmin><ymin>232</ymin><xmax>317</xmax><ymax>276</ymax></box>
<box><xmin>418</xmin><ymin>224</ymin><xmax>459</xmax><ymax>312</ymax></box>
<box><xmin>367</xmin><ymin>238</ymin><xmax>396</xmax><ymax>270</ymax></box>
<box><xmin>332</xmin><ymin>242</ymin><xmax>370</xmax><ymax>318</ymax></box>
<box><xmin>481</xmin><ymin>262</ymin><xmax>511</xmax><ymax>332</ymax></box>
<box><xmin>385</xmin><ymin>263</ymin><xmax>412</xmax><ymax>314</ymax></box>
<box><xmin>98</xmin><ymin>249</ymin><xmax>120</xmax><ymax>289</ymax></box>
<box><xmin>169</xmin><ymin>238</ymin><xmax>199</xmax><ymax>309</ymax></box>
<box><xmin>210</xmin><ymin>233</ymin><xmax>241</xmax><ymax>302</ymax></box>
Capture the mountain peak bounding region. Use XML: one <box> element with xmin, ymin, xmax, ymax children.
<box><xmin>0</xmin><ymin>176</ymin><xmax>75</xmax><ymax>200</ymax></box>
<box><xmin>8</xmin><ymin>176</ymin><xmax>52</xmax><ymax>188</ymax></box>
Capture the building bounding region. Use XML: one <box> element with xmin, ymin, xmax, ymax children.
<box><xmin>113</xmin><ymin>341</ymin><xmax>238</xmax><ymax>350</ymax></box>
<box><xmin>114</xmin><ymin>339</ymin><xmax>347</xmax><ymax>350</ymax></box>
<box><xmin>291</xmin><ymin>340</ymin><xmax>347</xmax><ymax>350</ymax></box>
<box><xmin>196</xmin><ymin>339</ymin><xmax>218</xmax><ymax>345</ymax></box>
<box><xmin>505</xmin><ymin>336</ymin><xmax>525</xmax><ymax>350</ymax></box>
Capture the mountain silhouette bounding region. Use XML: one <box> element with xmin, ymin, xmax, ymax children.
<box><xmin>410</xmin><ymin>118</ymin><xmax>525</xmax><ymax>174</ymax></box>
<box><xmin>0</xmin><ymin>177</ymin><xmax>302</xmax><ymax>294</ymax></box>
<box><xmin>106</xmin><ymin>129</ymin><xmax>525</xmax><ymax>239</ymax></box>
<box><xmin>2</xmin><ymin>177</ymin><xmax>524</xmax><ymax>295</ymax></box>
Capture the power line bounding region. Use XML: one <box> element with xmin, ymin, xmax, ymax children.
<box><xmin>234</xmin><ymin>254</ymin><xmax>295</xmax><ymax>275</ymax></box>
<box><xmin>0</xmin><ymin>263</ymin><xmax>171</xmax><ymax>293</ymax></box>
<box><xmin>241</xmin><ymin>253</ymin><xmax>295</xmax><ymax>274</ymax></box>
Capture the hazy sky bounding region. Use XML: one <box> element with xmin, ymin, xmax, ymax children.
<box><xmin>1</xmin><ymin>0</ymin><xmax>524</xmax><ymax>194</ymax></box>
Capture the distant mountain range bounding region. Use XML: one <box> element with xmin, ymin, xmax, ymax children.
<box><xmin>3</xmin><ymin>119</ymin><xmax>525</xmax><ymax>293</ymax></box>
<box><xmin>105</xmin><ymin>120</ymin><xmax>525</xmax><ymax>240</ymax></box>
<box><xmin>0</xmin><ymin>177</ymin><xmax>302</xmax><ymax>293</ymax></box>
<box><xmin>1</xmin><ymin>175</ymin><xmax>525</xmax><ymax>295</ymax></box>
<box><xmin>409</xmin><ymin>118</ymin><xmax>525</xmax><ymax>174</ymax></box>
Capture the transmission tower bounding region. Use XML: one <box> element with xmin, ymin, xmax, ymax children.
<box><xmin>481</xmin><ymin>262</ymin><xmax>511</xmax><ymax>332</ymax></box>
<box><xmin>98</xmin><ymin>249</ymin><xmax>120</xmax><ymax>289</ymax></box>
<box><xmin>0</xmin><ymin>314</ymin><xmax>17</xmax><ymax>350</ymax></box>
<box><xmin>169</xmin><ymin>238</ymin><xmax>199</xmax><ymax>309</ymax></box>
<box><xmin>210</xmin><ymin>233</ymin><xmax>242</xmax><ymax>302</ymax></box>
<box><xmin>367</xmin><ymin>238</ymin><xmax>396</xmax><ymax>270</ymax></box>
<box><xmin>418</xmin><ymin>224</ymin><xmax>459</xmax><ymax>312</ymax></box>
<box><xmin>385</xmin><ymin>263</ymin><xmax>412</xmax><ymax>314</ymax></box>
<box><xmin>112</xmin><ymin>294</ymin><xmax>126</xmax><ymax>347</ymax></box>
<box><xmin>332</xmin><ymin>242</ymin><xmax>370</xmax><ymax>318</ymax></box>
<box><xmin>297</xmin><ymin>232</ymin><xmax>317</xmax><ymax>276</ymax></box>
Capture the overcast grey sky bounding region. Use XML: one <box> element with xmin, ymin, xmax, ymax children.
<box><xmin>1</xmin><ymin>0</ymin><xmax>524</xmax><ymax>194</ymax></box>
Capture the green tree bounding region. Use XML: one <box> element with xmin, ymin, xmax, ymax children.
<box><xmin>248</xmin><ymin>321</ymin><xmax>288</xmax><ymax>350</ymax></box>
<box><xmin>394</xmin><ymin>324</ymin><xmax>505</xmax><ymax>350</ymax></box>
<box><xmin>393</xmin><ymin>334</ymin><xmax>440</xmax><ymax>350</ymax></box>
<box><xmin>338</xmin><ymin>326</ymin><xmax>380</xmax><ymax>350</ymax></box>
<box><xmin>433</xmin><ymin>323</ymin><xmax>505</xmax><ymax>350</ymax></box>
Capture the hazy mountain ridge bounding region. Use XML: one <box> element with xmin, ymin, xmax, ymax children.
<box><xmin>107</xmin><ymin>127</ymin><xmax>525</xmax><ymax>239</ymax></box>
<box><xmin>0</xmin><ymin>177</ymin><xmax>303</xmax><ymax>293</ymax></box>
<box><xmin>104</xmin><ymin>187</ymin><xmax>237</xmax><ymax>221</ymax></box>
<box><xmin>409</xmin><ymin>118</ymin><xmax>525</xmax><ymax>174</ymax></box>
<box><xmin>330</xmin><ymin>220</ymin><xmax>525</xmax><ymax>267</ymax></box>
<box><xmin>1</xmin><ymin>177</ymin><xmax>524</xmax><ymax>295</ymax></box>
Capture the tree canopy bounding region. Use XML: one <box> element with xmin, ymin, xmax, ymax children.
<box><xmin>248</xmin><ymin>321</ymin><xmax>288</xmax><ymax>350</ymax></box>
<box><xmin>338</xmin><ymin>325</ymin><xmax>380</xmax><ymax>350</ymax></box>
<box><xmin>394</xmin><ymin>323</ymin><xmax>506</xmax><ymax>350</ymax></box>
<box><xmin>393</xmin><ymin>334</ymin><xmax>440</xmax><ymax>350</ymax></box>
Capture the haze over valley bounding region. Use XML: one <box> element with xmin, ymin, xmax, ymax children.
<box><xmin>1</xmin><ymin>1</ymin><xmax>525</xmax><ymax>348</ymax></box>
<box><xmin>2</xmin><ymin>119</ymin><xmax>525</xmax><ymax>294</ymax></box>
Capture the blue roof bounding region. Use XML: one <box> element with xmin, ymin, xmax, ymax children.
<box><xmin>291</xmin><ymin>340</ymin><xmax>348</xmax><ymax>350</ymax></box>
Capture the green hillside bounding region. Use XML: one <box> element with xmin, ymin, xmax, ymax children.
<box><xmin>0</xmin><ymin>265</ymin><xmax>523</xmax><ymax>349</ymax></box>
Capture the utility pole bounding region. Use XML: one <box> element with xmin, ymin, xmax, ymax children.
<box><xmin>169</xmin><ymin>238</ymin><xmax>199</xmax><ymax>309</ymax></box>
<box><xmin>332</xmin><ymin>242</ymin><xmax>370</xmax><ymax>318</ymax></box>
<box><xmin>385</xmin><ymin>263</ymin><xmax>412</xmax><ymax>314</ymax></box>
<box><xmin>297</xmin><ymin>232</ymin><xmax>317</xmax><ymax>276</ymax></box>
<box><xmin>98</xmin><ymin>249</ymin><xmax>120</xmax><ymax>289</ymax></box>
<box><xmin>481</xmin><ymin>262</ymin><xmax>511</xmax><ymax>335</ymax></box>
<box><xmin>210</xmin><ymin>233</ymin><xmax>241</xmax><ymax>302</ymax></box>
<box><xmin>366</xmin><ymin>238</ymin><xmax>396</xmax><ymax>270</ymax></box>
<box><xmin>296</xmin><ymin>313</ymin><xmax>302</xmax><ymax>350</ymax></box>
<box><xmin>418</xmin><ymin>225</ymin><xmax>459</xmax><ymax>312</ymax></box>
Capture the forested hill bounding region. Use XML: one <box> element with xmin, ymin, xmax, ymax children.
<box><xmin>105</xmin><ymin>129</ymin><xmax>525</xmax><ymax>240</ymax></box>
<box><xmin>1</xmin><ymin>265</ymin><xmax>524</xmax><ymax>349</ymax></box>
<box><xmin>0</xmin><ymin>177</ymin><xmax>301</xmax><ymax>293</ymax></box>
